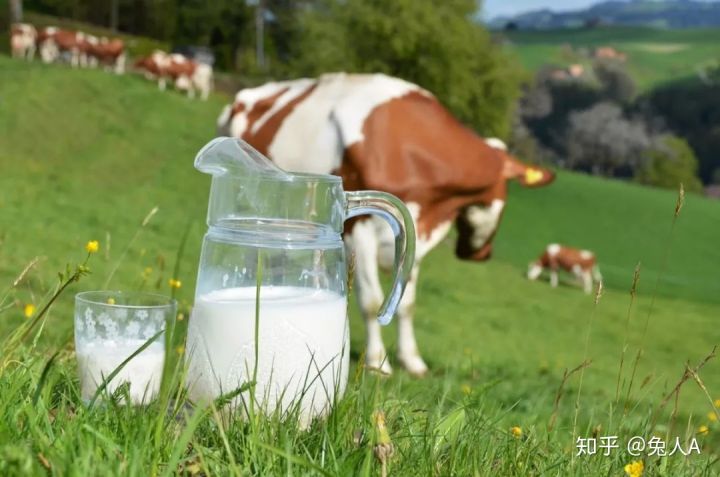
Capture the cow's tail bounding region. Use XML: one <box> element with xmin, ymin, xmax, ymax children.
<box><xmin>591</xmin><ymin>265</ymin><xmax>603</xmax><ymax>284</ymax></box>
<box><xmin>217</xmin><ymin>104</ymin><xmax>232</xmax><ymax>136</ymax></box>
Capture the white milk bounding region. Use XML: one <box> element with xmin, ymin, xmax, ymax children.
<box><xmin>76</xmin><ymin>340</ymin><xmax>165</xmax><ymax>404</ymax></box>
<box><xmin>186</xmin><ymin>286</ymin><xmax>348</xmax><ymax>427</ymax></box>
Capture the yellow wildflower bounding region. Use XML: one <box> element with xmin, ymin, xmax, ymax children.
<box><xmin>176</xmin><ymin>345</ymin><xmax>185</xmax><ymax>355</ymax></box>
<box><xmin>510</xmin><ymin>426</ymin><xmax>522</xmax><ymax>438</ymax></box>
<box><xmin>142</xmin><ymin>267</ymin><xmax>153</xmax><ymax>278</ymax></box>
<box><xmin>85</xmin><ymin>240</ymin><xmax>100</xmax><ymax>254</ymax></box>
<box><xmin>715</xmin><ymin>399</ymin><xmax>720</xmax><ymax>408</ymax></box>
<box><xmin>168</xmin><ymin>278</ymin><xmax>182</xmax><ymax>289</ymax></box>
<box><xmin>698</xmin><ymin>425</ymin><xmax>709</xmax><ymax>435</ymax></box>
<box><xmin>177</xmin><ymin>312</ymin><xmax>185</xmax><ymax>321</ymax></box>
<box><xmin>107</xmin><ymin>298</ymin><xmax>116</xmax><ymax>305</ymax></box>
<box><xmin>23</xmin><ymin>303</ymin><xmax>35</xmax><ymax>318</ymax></box>
<box><xmin>708</xmin><ymin>412</ymin><xmax>718</xmax><ymax>422</ymax></box>
<box><xmin>461</xmin><ymin>384</ymin><xmax>472</xmax><ymax>395</ymax></box>
<box><xmin>624</xmin><ymin>460</ymin><xmax>644</xmax><ymax>477</ymax></box>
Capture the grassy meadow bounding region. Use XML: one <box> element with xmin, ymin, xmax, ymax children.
<box><xmin>1</xmin><ymin>56</ymin><xmax>720</xmax><ymax>475</ymax></box>
<box><xmin>503</xmin><ymin>26</ymin><xmax>720</xmax><ymax>90</ymax></box>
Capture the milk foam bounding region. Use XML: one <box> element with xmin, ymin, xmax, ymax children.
<box><xmin>186</xmin><ymin>286</ymin><xmax>348</xmax><ymax>427</ymax></box>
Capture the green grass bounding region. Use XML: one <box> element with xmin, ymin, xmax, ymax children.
<box><xmin>1</xmin><ymin>55</ymin><xmax>720</xmax><ymax>475</ymax></box>
<box><xmin>503</xmin><ymin>26</ymin><xmax>720</xmax><ymax>90</ymax></box>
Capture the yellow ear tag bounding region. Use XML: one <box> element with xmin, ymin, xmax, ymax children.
<box><xmin>525</xmin><ymin>168</ymin><xmax>543</xmax><ymax>184</ymax></box>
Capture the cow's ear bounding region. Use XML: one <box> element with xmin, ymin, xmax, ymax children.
<box><xmin>517</xmin><ymin>165</ymin><xmax>555</xmax><ymax>188</ymax></box>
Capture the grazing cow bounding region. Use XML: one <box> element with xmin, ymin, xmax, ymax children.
<box><xmin>135</xmin><ymin>51</ymin><xmax>212</xmax><ymax>100</ymax></box>
<box><xmin>527</xmin><ymin>244</ymin><xmax>602</xmax><ymax>294</ymax></box>
<box><xmin>10</xmin><ymin>23</ymin><xmax>37</xmax><ymax>60</ymax></box>
<box><xmin>36</xmin><ymin>28</ymin><xmax>84</xmax><ymax>66</ymax></box>
<box><xmin>78</xmin><ymin>33</ymin><xmax>100</xmax><ymax>68</ymax></box>
<box><xmin>36</xmin><ymin>27</ymin><xmax>59</xmax><ymax>63</ymax></box>
<box><xmin>88</xmin><ymin>37</ymin><xmax>126</xmax><ymax>74</ymax></box>
<box><xmin>216</xmin><ymin>73</ymin><xmax>555</xmax><ymax>376</ymax></box>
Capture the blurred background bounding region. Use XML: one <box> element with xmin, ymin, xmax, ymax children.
<box><xmin>4</xmin><ymin>0</ymin><xmax>720</xmax><ymax>194</ymax></box>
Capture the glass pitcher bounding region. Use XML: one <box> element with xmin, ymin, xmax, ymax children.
<box><xmin>185</xmin><ymin>137</ymin><xmax>416</xmax><ymax>427</ymax></box>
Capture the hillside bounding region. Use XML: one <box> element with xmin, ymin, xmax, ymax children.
<box><xmin>1</xmin><ymin>56</ymin><xmax>719</xmax><ymax>471</ymax></box>
<box><xmin>502</xmin><ymin>26</ymin><xmax>720</xmax><ymax>90</ymax></box>
<box><xmin>489</xmin><ymin>0</ymin><xmax>720</xmax><ymax>29</ymax></box>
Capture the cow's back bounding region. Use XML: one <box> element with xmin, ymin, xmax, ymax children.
<box><xmin>222</xmin><ymin>74</ymin><xmax>431</xmax><ymax>176</ymax></box>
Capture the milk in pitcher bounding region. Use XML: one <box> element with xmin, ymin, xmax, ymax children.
<box><xmin>186</xmin><ymin>286</ymin><xmax>348</xmax><ymax>426</ymax></box>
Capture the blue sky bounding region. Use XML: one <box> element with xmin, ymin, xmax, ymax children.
<box><xmin>482</xmin><ymin>0</ymin><xmax>605</xmax><ymax>18</ymax></box>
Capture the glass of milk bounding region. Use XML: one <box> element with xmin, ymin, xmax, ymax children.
<box><xmin>186</xmin><ymin>138</ymin><xmax>417</xmax><ymax>427</ymax></box>
<box><xmin>74</xmin><ymin>291</ymin><xmax>176</xmax><ymax>405</ymax></box>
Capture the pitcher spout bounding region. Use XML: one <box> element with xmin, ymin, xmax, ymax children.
<box><xmin>194</xmin><ymin>136</ymin><xmax>290</xmax><ymax>178</ymax></box>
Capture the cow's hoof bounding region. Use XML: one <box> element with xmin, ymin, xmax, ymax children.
<box><xmin>365</xmin><ymin>356</ymin><xmax>393</xmax><ymax>376</ymax></box>
<box><xmin>399</xmin><ymin>354</ymin><xmax>429</xmax><ymax>377</ymax></box>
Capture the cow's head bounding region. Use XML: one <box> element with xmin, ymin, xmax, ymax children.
<box><xmin>454</xmin><ymin>139</ymin><xmax>555</xmax><ymax>261</ymax></box>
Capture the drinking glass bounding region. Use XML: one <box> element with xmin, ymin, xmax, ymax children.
<box><xmin>74</xmin><ymin>291</ymin><xmax>176</xmax><ymax>404</ymax></box>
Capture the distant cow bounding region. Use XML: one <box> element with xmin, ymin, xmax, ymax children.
<box><xmin>135</xmin><ymin>51</ymin><xmax>212</xmax><ymax>100</ymax></box>
<box><xmin>37</xmin><ymin>28</ymin><xmax>84</xmax><ymax>66</ymax></box>
<box><xmin>527</xmin><ymin>244</ymin><xmax>602</xmax><ymax>294</ymax></box>
<box><xmin>88</xmin><ymin>37</ymin><xmax>126</xmax><ymax>74</ymax></box>
<box><xmin>10</xmin><ymin>23</ymin><xmax>36</xmax><ymax>60</ymax></box>
<box><xmin>217</xmin><ymin>73</ymin><xmax>555</xmax><ymax>376</ymax></box>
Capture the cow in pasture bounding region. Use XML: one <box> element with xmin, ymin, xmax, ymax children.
<box><xmin>10</xmin><ymin>23</ymin><xmax>37</xmax><ymax>60</ymax></box>
<box><xmin>216</xmin><ymin>73</ymin><xmax>555</xmax><ymax>376</ymax></box>
<box><xmin>527</xmin><ymin>244</ymin><xmax>602</xmax><ymax>294</ymax></box>
<box><xmin>36</xmin><ymin>27</ymin><xmax>59</xmax><ymax>63</ymax></box>
<box><xmin>36</xmin><ymin>28</ymin><xmax>84</xmax><ymax>66</ymax></box>
<box><xmin>87</xmin><ymin>37</ymin><xmax>126</xmax><ymax>74</ymax></box>
<box><xmin>134</xmin><ymin>51</ymin><xmax>212</xmax><ymax>100</ymax></box>
<box><xmin>77</xmin><ymin>33</ymin><xmax>100</xmax><ymax>68</ymax></box>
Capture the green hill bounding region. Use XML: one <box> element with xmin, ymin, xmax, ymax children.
<box><xmin>1</xmin><ymin>56</ymin><xmax>719</xmax><ymax>474</ymax></box>
<box><xmin>503</xmin><ymin>26</ymin><xmax>720</xmax><ymax>90</ymax></box>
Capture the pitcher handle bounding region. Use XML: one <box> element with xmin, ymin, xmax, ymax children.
<box><xmin>345</xmin><ymin>191</ymin><xmax>416</xmax><ymax>325</ymax></box>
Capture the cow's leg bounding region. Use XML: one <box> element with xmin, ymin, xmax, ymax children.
<box><xmin>71</xmin><ymin>48</ymin><xmax>80</xmax><ymax>68</ymax></box>
<box><xmin>550</xmin><ymin>268</ymin><xmax>559</xmax><ymax>288</ymax></box>
<box><xmin>28</xmin><ymin>44</ymin><xmax>36</xmax><ymax>61</ymax></box>
<box><xmin>581</xmin><ymin>270</ymin><xmax>593</xmax><ymax>294</ymax></box>
<box><xmin>114</xmin><ymin>53</ymin><xmax>126</xmax><ymax>74</ymax></box>
<box><xmin>349</xmin><ymin>220</ymin><xmax>392</xmax><ymax>375</ymax></box>
<box><xmin>158</xmin><ymin>77</ymin><xmax>167</xmax><ymax>91</ymax></box>
<box><xmin>396</xmin><ymin>265</ymin><xmax>428</xmax><ymax>376</ymax></box>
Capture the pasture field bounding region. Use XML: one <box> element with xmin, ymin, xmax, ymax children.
<box><xmin>1</xmin><ymin>56</ymin><xmax>720</xmax><ymax>475</ymax></box>
<box><xmin>502</xmin><ymin>26</ymin><xmax>720</xmax><ymax>90</ymax></box>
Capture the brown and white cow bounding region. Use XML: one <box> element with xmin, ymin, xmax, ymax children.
<box><xmin>10</xmin><ymin>23</ymin><xmax>37</xmax><ymax>60</ymax></box>
<box><xmin>135</xmin><ymin>51</ymin><xmax>212</xmax><ymax>100</ymax></box>
<box><xmin>527</xmin><ymin>244</ymin><xmax>602</xmax><ymax>294</ymax></box>
<box><xmin>87</xmin><ymin>37</ymin><xmax>126</xmax><ymax>74</ymax></box>
<box><xmin>36</xmin><ymin>27</ymin><xmax>84</xmax><ymax>66</ymax></box>
<box><xmin>216</xmin><ymin>73</ymin><xmax>555</xmax><ymax>376</ymax></box>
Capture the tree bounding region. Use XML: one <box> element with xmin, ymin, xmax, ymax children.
<box><xmin>635</xmin><ymin>135</ymin><xmax>703</xmax><ymax>192</ymax></box>
<box><xmin>564</xmin><ymin>102</ymin><xmax>652</xmax><ymax>176</ymax></box>
<box><xmin>10</xmin><ymin>0</ymin><xmax>23</xmax><ymax>22</ymax></box>
<box><xmin>593</xmin><ymin>58</ymin><xmax>635</xmax><ymax>103</ymax></box>
<box><xmin>287</xmin><ymin>0</ymin><xmax>522</xmax><ymax>137</ymax></box>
